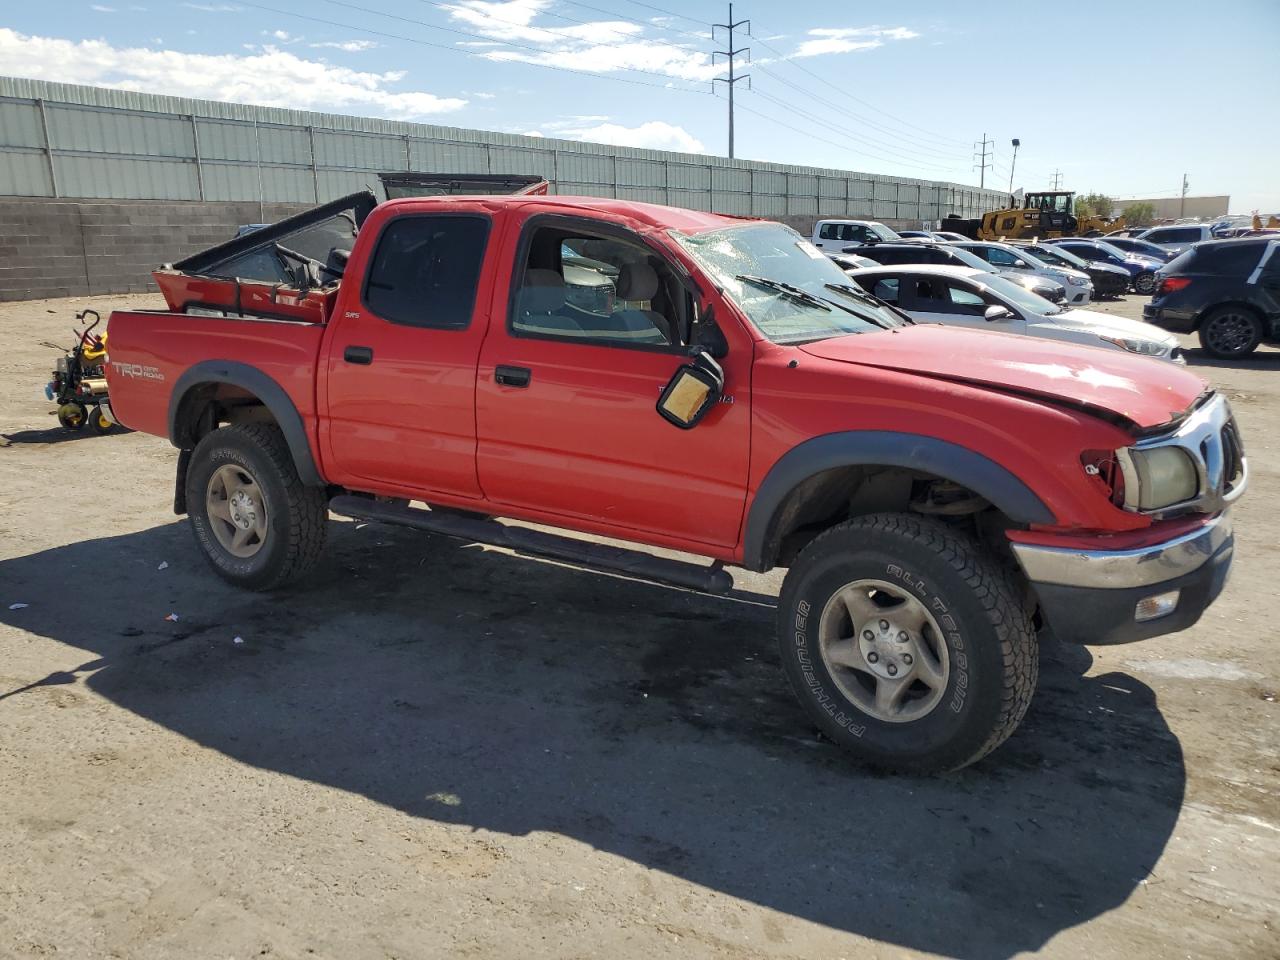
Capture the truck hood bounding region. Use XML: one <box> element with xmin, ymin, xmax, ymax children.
<box><xmin>797</xmin><ymin>325</ymin><xmax>1205</xmax><ymax>429</ymax></box>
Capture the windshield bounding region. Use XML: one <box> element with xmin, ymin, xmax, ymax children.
<box><xmin>1034</xmin><ymin>244</ymin><xmax>1089</xmax><ymax>269</ymax></box>
<box><xmin>1092</xmin><ymin>240</ymin><xmax>1135</xmax><ymax>260</ymax></box>
<box><xmin>978</xmin><ymin>274</ymin><xmax>1063</xmax><ymax>315</ymax></box>
<box><xmin>672</xmin><ymin>223</ymin><xmax>909</xmax><ymax>343</ymax></box>
<box><xmin>947</xmin><ymin>246</ymin><xmax>998</xmax><ymax>272</ymax></box>
<box><xmin>869</xmin><ymin>222</ymin><xmax>901</xmax><ymax>241</ymax></box>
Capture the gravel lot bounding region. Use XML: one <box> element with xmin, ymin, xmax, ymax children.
<box><xmin>1</xmin><ymin>292</ymin><xmax>1276</xmax><ymax>960</ymax></box>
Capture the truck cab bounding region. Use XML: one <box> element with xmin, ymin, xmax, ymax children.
<box><xmin>811</xmin><ymin>219</ymin><xmax>901</xmax><ymax>249</ymax></box>
<box><xmin>104</xmin><ymin>194</ymin><xmax>1246</xmax><ymax>775</ymax></box>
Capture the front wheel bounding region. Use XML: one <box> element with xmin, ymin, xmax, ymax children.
<box><xmin>1198</xmin><ymin>306</ymin><xmax>1263</xmax><ymax>359</ymax></box>
<box><xmin>1133</xmin><ymin>271</ymin><xmax>1157</xmax><ymax>295</ymax></box>
<box><xmin>57</xmin><ymin>402</ymin><xmax>87</xmax><ymax>431</ymax></box>
<box><xmin>777</xmin><ymin>513</ymin><xmax>1037</xmax><ymax>774</ymax></box>
<box><xmin>88</xmin><ymin>406</ymin><xmax>113</xmax><ymax>434</ymax></box>
<box><xmin>186</xmin><ymin>423</ymin><xmax>328</xmax><ymax>590</ymax></box>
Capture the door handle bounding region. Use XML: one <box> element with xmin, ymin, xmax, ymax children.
<box><xmin>494</xmin><ymin>365</ymin><xmax>532</xmax><ymax>388</ymax></box>
<box><xmin>344</xmin><ymin>345</ymin><xmax>373</xmax><ymax>365</ymax></box>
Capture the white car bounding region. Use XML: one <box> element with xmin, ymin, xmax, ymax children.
<box><xmin>811</xmin><ymin>219</ymin><xmax>900</xmax><ymax>250</ymax></box>
<box><xmin>845</xmin><ymin>264</ymin><xmax>1183</xmax><ymax>362</ymax></box>
<box><xmin>1136</xmin><ymin>224</ymin><xmax>1215</xmax><ymax>254</ymax></box>
<box><xmin>951</xmin><ymin>240</ymin><xmax>1094</xmax><ymax>305</ymax></box>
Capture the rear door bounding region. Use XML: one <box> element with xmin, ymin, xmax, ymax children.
<box><xmin>474</xmin><ymin>214</ymin><xmax>752</xmax><ymax>549</ymax></box>
<box><xmin>320</xmin><ymin>206</ymin><xmax>496</xmax><ymax>499</ymax></box>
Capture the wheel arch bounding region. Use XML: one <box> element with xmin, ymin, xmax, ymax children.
<box><xmin>1194</xmin><ymin>299</ymin><xmax>1265</xmax><ymax>331</ymax></box>
<box><xmin>742</xmin><ymin>432</ymin><xmax>1055</xmax><ymax>572</ymax></box>
<box><xmin>168</xmin><ymin>361</ymin><xmax>322</xmax><ymax>487</ymax></box>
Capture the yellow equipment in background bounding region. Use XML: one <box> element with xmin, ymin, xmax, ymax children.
<box><xmin>942</xmin><ymin>191</ymin><xmax>1124</xmax><ymax>241</ymax></box>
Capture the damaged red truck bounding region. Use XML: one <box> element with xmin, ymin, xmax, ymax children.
<box><xmin>104</xmin><ymin>188</ymin><xmax>1246</xmax><ymax>773</ymax></box>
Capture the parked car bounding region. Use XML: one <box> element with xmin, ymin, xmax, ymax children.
<box><xmin>897</xmin><ymin>230</ymin><xmax>944</xmax><ymax>241</ymax></box>
<box><xmin>1104</xmin><ymin>227</ymin><xmax>1149</xmax><ymax>239</ymax></box>
<box><xmin>844</xmin><ymin>241</ymin><xmax>1067</xmax><ymax>302</ymax></box>
<box><xmin>812</xmin><ymin>219</ymin><xmax>900</xmax><ymax>250</ymax></box>
<box><xmin>102</xmin><ymin>192</ymin><xmax>1245</xmax><ymax>774</ymax></box>
<box><xmin>847</xmin><ymin>264</ymin><xmax>1180</xmax><ymax>361</ymax></box>
<box><xmin>1097</xmin><ymin>236</ymin><xmax>1176</xmax><ymax>263</ymax></box>
<box><xmin>1137</xmin><ymin>224</ymin><xmax>1216</xmax><ymax>254</ymax></box>
<box><xmin>1007</xmin><ymin>240</ymin><xmax>1131</xmax><ymax>299</ymax></box>
<box><xmin>1046</xmin><ymin>238</ymin><xmax>1164</xmax><ymax>295</ymax></box>
<box><xmin>1144</xmin><ymin>237</ymin><xmax>1280</xmax><ymax>359</ymax></box>
<box><xmin>828</xmin><ymin>252</ymin><xmax>880</xmax><ymax>271</ymax></box>
<box><xmin>951</xmin><ymin>240</ymin><xmax>1094</xmax><ymax>305</ymax></box>
<box><xmin>932</xmin><ymin>231</ymin><xmax>970</xmax><ymax>242</ymax></box>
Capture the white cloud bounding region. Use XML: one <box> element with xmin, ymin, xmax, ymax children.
<box><xmin>183</xmin><ymin>3</ymin><xmax>240</xmax><ymax>11</ymax></box>
<box><xmin>0</xmin><ymin>28</ymin><xmax>467</xmax><ymax>118</ymax></box>
<box><xmin>792</xmin><ymin>25</ymin><xmax>919</xmax><ymax>59</ymax></box>
<box><xmin>91</xmin><ymin>4</ymin><xmax>117</xmax><ymax>11</ymax></box>
<box><xmin>310</xmin><ymin>39</ymin><xmax>379</xmax><ymax>52</ymax></box>
<box><xmin>442</xmin><ymin>0</ymin><xmax>725</xmax><ymax>82</ymax></box>
<box><xmin>531</xmin><ymin>116</ymin><xmax>705</xmax><ymax>153</ymax></box>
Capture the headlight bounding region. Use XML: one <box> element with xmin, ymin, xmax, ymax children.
<box><xmin>1120</xmin><ymin>446</ymin><xmax>1198</xmax><ymax>510</ymax></box>
<box><xmin>1100</xmin><ymin>335</ymin><xmax>1168</xmax><ymax>357</ymax></box>
<box><xmin>1068</xmin><ymin>276</ymin><xmax>1088</xmax><ymax>286</ymax></box>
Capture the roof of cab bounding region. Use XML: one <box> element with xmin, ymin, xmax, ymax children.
<box><xmin>381</xmin><ymin>193</ymin><xmax>751</xmax><ymax>234</ymax></box>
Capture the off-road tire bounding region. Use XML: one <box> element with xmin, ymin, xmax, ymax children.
<box><xmin>777</xmin><ymin>513</ymin><xmax>1037</xmax><ymax>774</ymax></box>
<box><xmin>58</xmin><ymin>402</ymin><xmax>87</xmax><ymax>431</ymax></box>
<box><xmin>186</xmin><ymin>423</ymin><xmax>328</xmax><ymax>590</ymax></box>
<box><xmin>1198</xmin><ymin>305</ymin><xmax>1263</xmax><ymax>360</ymax></box>
<box><xmin>89</xmin><ymin>406</ymin><xmax>113</xmax><ymax>435</ymax></box>
<box><xmin>1133</xmin><ymin>271</ymin><xmax>1157</xmax><ymax>295</ymax></box>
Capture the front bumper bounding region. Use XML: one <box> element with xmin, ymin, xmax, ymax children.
<box><xmin>1011</xmin><ymin>514</ymin><xmax>1234</xmax><ymax>644</ymax></box>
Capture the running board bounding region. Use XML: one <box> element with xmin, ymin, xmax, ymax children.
<box><xmin>329</xmin><ymin>495</ymin><xmax>735</xmax><ymax>595</ymax></box>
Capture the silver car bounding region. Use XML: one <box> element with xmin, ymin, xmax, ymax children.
<box><xmin>952</xmin><ymin>241</ymin><xmax>1094</xmax><ymax>306</ymax></box>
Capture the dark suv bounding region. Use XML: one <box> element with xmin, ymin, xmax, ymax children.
<box><xmin>1144</xmin><ymin>238</ymin><xmax>1280</xmax><ymax>359</ymax></box>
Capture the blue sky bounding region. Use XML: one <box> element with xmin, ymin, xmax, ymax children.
<box><xmin>2</xmin><ymin>0</ymin><xmax>1278</xmax><ymax>212</ymax></box>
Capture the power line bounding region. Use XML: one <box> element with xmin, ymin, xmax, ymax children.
<box><xmin>712</xmin><ymin>2</ymin><xmax>750</xmax><ymax>158</ymax></box>
<box><xmin>749</xmin><ymin>29</ymin><xmax>972</xmax><ymax>149</ymax></box>
<box><xmin>614</xmin><ymin>0</ymin><xmax>711</xmax><ymax>28</ymax></box>
<box><xmin>561</xmin><ymin>0</ymin><xmax>710</xmax><ymax>40</ymax></box>
<box><xmin>235</xmin><ymin>0</ymin><xmax>715</xmax><ymax>94</ymax></box>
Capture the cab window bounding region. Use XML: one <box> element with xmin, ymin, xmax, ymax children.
<box><xmin>362</xmin><ymin>214</ymin><xmax>491</xmax><ymax>328</ymax></box>
<box><xmin>510</xmin><ymin>222</ymin><xmax>691</xmax><ymax>349</ymax></box>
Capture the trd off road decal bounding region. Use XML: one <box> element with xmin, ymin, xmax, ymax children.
<box><xmin>111</xmin><ymin>361</ymin><xmax>165</xmax><ymax>381</ymax></box>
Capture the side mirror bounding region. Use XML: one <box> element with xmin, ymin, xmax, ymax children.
<box><xmin>984</xmin><ymin>305</ymin><xmax>1014</xmax><ymax>322</ymax></box>
<box><xmin>657</xmin><ymin>350</ymin><xmax>724</xmax><ymax>429</ymax></box>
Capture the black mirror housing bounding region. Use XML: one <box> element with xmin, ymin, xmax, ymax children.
<box><xmin>657</xmin><ymin>350</ymin><xmax>724</xmax><ymax>429</ymax></box>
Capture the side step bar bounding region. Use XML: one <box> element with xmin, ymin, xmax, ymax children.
<box><xmin>329</xmin><ymin>495</ymin><xmax>735</xmax><ymax>595</ymax></box>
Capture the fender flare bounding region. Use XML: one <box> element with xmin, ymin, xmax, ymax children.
<box><xmin>742</xmin><ymin>431</ymin><xmax>1055</xmax><ymax>572</ymax></box>
<box><xmin>167</xmin><ymin>360</ymin><xmax>323</xmax><ymax>486</ymax></box>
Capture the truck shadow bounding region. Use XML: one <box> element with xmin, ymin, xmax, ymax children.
<box><xmin>0</xmin><ymin>520</ymin><xmax>1185</xmax><ymax>960</ymax></box>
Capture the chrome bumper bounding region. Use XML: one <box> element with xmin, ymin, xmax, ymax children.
<box><xmin>1010</xmin><ymin>513</ymin><xmax>1233</xmax><ymax>590</ymax></box>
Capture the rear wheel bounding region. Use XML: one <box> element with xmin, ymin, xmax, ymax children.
<box><xmin>186</xmin><ymin>423</ymin><xmax>328</xmax><ymax>590</ymax></box>
<box><xmin>88</xmin><ymin>406</ymin><xmax>113</xmax><ymax>434</ymax></box>
<box><xmin>777</xmin><ymin>513</ymin><xmax>1037</xmax><ymax>774</ymax></box>
<box><xmin>1199</xmin><ymin>306</ymin><xmax>1263</xmax><ymax>359</ymax></box>
<box><xmin>1134</xmin><ymin>271</ymin><xmax>1157</xmax><ymax>295</ymax></box>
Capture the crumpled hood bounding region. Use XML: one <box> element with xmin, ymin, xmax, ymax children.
<box><xmin>798</xmin><ymin>325</ymin><xmax>1205</xmax><ymax>429</ymax></box>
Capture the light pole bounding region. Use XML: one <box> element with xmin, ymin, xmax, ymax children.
<box><xmin>1008</xmin><ymin>138</ymin><xmax>1021</xmax><ymax>195</ymax></box>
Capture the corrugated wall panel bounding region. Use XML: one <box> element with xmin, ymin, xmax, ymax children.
<box><xmin>490</xmin><ymin>146</ymin><xmax>555</xmax><ymax>176</ymax></box>
<box><xmin>667</xmin><ymin>164</ymin><xmax>710</xmax><ymax>191</ymax></box>
<box><xmin>315</xmin><ymin>130</ymin><xmax>404</xmax><ymax>170</ymax></box>
<box><xmin>557</xmin><ymin>153</ymin><xmax>613</xmax><ymax>186</ymax></box>
<box><xmin>617</xmin><ymin>185</ymin><xmax>666</xmax><ymax>204</ymax></box>
<box><xmin>54</xmin><ymin>155</ymin><xmax>197</xmax><ymax>199</ymax></box>
<box><xmin>0</xmin><ymin>150</ymin><xmax>53</xmax><ymax>196</ymax></box>
<box><xmin>200</xmin><ymin>161</ymin><xmax>266</xmax><ymax>202</ymax></box>
<box><xmin>47</xmin><ymin>105</ymin><xmax>194</xmax><ymax>158</ymax></box>
<box><xmin>558</xmin><ymin>180</ymin><xmax>613</xmax><ymax>199</ymax></box>
<box><xmin>711</xmin><ymin>167</ymin><xmax>750</xmax><ymax>193</ymax></box>
<box><xmin>197</xmin><ymin>119</ymin><xmax>262</xmax><ymax>162</ymax></box>
<box><xmin>316</xmin><ymin>169</ymin><xmax>374</xmax><ymax>202</ymax></box>
<box><xmin>617</xmin><ymin>158</ymin><xmax>665</xmax><ymax>188</ymax></box>
<box><xmin>410</xmin><ymin>140</ymin><xmax>490</xmax><ymax>172</ymax></box>
<box><xmin>710</xmin><ymin>191</ymin><xmax>750</xmax><ymax>216</ymax></box>
<box><xmin>668</xmin><ymin>188</ymin><xmax>710</xmax><ymax>211</ymax></box>
<box><xmin>753</xmin><ymin>171</ymin><xmax>785</xmax><ymax>194</ymax></box>
<box><xmin>257</xmin><ymin>165</ymin><xmax>316</xmax><ymax>203</ymax></box>
<box><xmin>0</xmin><ymin>102</ymin><xmax>46</xmax><ymax>148</ymax></box>
<box><xmin>752</xmin><ymin>194</ymin><xmax>786</xmax><ymax>217</ymax></box>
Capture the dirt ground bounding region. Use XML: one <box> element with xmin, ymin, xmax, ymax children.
<box><xmin>1</xmin><ymin>291</ymin><xmax>1276</xmax><ymax>960</ymax></box>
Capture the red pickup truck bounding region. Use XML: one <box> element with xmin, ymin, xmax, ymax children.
<box><xmin>104</xmin><ymin>190</ymin><xmax>1246</xmax><ymax>773</ymax></box>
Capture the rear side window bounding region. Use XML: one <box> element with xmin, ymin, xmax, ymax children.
<box><xmin>363</xmin><ymin>215</ymin><xmax>490</xmax><ymax>328</ymax></box>
<box><xmin>1149</xmin><ymin>227</ymin><xmax>1200</xmax><ymax>244</ymax></box>
<box><xmin>1189</xmin><ymin>242</ymin><xmax>1267</xmax><ymax>275</ymax></box>
<box><xmin>819</xmin><ymin>223</ymin><xmax>838</xmax><ymax>240</ymax></box>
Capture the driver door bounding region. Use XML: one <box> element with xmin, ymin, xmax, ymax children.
<box><xmin>474</xmin><ymin>217</ymin><xmax>752</xmax><ymax>550</ymax></box>
<box><xmin>898</xmin><ymin>275</ymin><xmax>1025</xmax><ymax>333</ymax></box>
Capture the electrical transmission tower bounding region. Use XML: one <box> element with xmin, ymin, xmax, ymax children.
<box><xmin>973</xmin><ymin>133</ymin><xmax>994</xmax><ymax>189</ymax></box>
<box><xmin>712</xmin><ymin>3</ymin><xmax>751</xmax><ymax>159</ymax></box>
<box><xmin>1051</xmin><ymin>169</ymin><xmax>1063</xmax><ymax>190</ymax></box>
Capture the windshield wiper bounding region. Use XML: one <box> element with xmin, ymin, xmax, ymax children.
<box><xmin>822</xmin><ymin>283</ymin><xmax>907</xmax><ymax>329</ymax></box>
<box><xmin>735</xmin><ymin>274</ymin><xmax>834</xmax><ymax>312</ymax></box>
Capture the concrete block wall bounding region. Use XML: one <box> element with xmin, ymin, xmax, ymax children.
<box><xmin>0</xmin><ymin>198</ymin><xmax>311</xmax><ymax>301</ymax></box>
<box><xmin>0</xmin><ymin>197</ymin><xmax>930</xmax><ymax>303</ymax></box>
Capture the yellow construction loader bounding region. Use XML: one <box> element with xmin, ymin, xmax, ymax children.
<box><xmin>942</xmin><ymin>191</ymin><xmax>1123</xmax><ymax>241</ymax></box>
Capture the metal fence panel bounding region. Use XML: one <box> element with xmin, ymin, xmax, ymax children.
<box><xmin>54</xmin><ymin>155</ymin><xmax>197</xmax><ymax>199</ymax></box>
<box><xmin>617</xmin><ymin>158</ymin><xmax>665</xmax><ymax>188</ymax></box>
<box><xmin>410</xmin><ymin>139</ymin><xmax>490</xmax><ymax>172</ymax></box>
<box><xmin>47</xmin><ymin>104</ymin><xmax>194</xmax><ymax>157</ymax></box>
<box><xmin>0</xmin><ymin>101</ymin><xmax>46</xmax><ymax>148</ymax></box>
<box><xmin>558</xmin><ymin>153</ymin><xmax>613</xmax><ymax>186</ymax></box>
<box><xmin>0</xmin><ymin>149</ymin><xmax>53</xmax><ymax>196</ymax></box>
<box><xmin>667</xmin><ymin>163</ymin><xmax>710</xmax><ymax>191</ymax></box>
<box><xmin>315</xmin><ymin>130</ymin><xmax>404</xmax><ymax>171</ymax></box>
